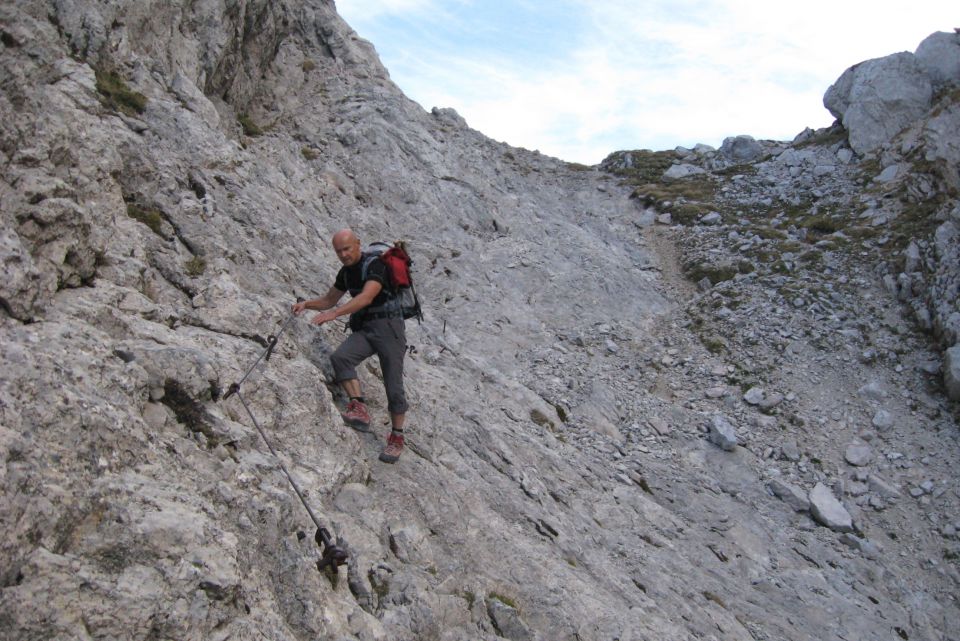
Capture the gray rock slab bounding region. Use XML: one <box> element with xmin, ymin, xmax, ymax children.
<box><xmin>487</xmin><ymin>598</ymin><xmax>534</xmax><ymax>641</ymax></box>
<box><xmin>707</xmin><ymin>414</ymin><xmax>738</xmax><ymax>451</ymax></box>
<box><xmin>809</xmin><ymin>483</ymin><xmax>855</xmax><ymax>532</ymax></box>
<box><xmin>868</xmin><ymin>474</ymin><xmax>902</xmax><ymax>499</ymax></box>
<box><xmin>663</xmin><ymin>163</ymin><xmax>705</xmax><ymax>180</ymax></box>
<box><xmin>768</xmin><ymin>479</ymin><xmax>810</xmax><ymax>512</ymax></box>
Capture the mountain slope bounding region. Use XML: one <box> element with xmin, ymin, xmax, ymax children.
<box><xmin>0</xmin><ymin>2</ymin><xmax>957</xmax><ymax>640</ymax></box>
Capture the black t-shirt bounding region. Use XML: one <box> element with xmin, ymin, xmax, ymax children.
<box><xmin>334</xmin><ymin>256</ymin><xmax>392</xmax><ymax>308</ymax></box>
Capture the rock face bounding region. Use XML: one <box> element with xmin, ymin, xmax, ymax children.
<box><xmin>1</xmin><ymin>3</ymin><xmax>959</xmax><ymax>641</ymax></box>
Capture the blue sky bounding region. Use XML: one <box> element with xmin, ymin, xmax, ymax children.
<box><xmin>337</xmin><ymin>0</ymin><xmax>956</xmax><ymax>164</ymax></box>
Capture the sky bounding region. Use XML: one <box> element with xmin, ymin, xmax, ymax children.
<box><xmin>336</xmin><ymin>0</ymin><xmax>957</xmax><ymax>165</ymax></box>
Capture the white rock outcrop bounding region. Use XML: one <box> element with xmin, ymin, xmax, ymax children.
<box><xmin>824</xmin><ymin>52</ymin><xmax>933</xmax><ymax>154</ymax></box>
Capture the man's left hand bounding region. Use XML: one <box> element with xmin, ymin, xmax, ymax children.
<box><xmin>310</xmin><ymin>310</ymin><xmax>339</xmax><ymax>326</ymax></box>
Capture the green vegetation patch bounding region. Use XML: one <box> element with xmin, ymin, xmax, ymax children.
<box><xmin>683</xmin><ymin>261</ymin><xmax>739</xmax><ymax>286</ymax></box>
<box><xmin>802</xmin><ymin>215</ymin><xmax>843</xmax><ymax>235</ymax></box>
<box><xmin>605</xmin><ymin>149</ymin><xmax>681</xmax><ymax>184</ymax></box>
<box><xmin>632</xmin><ymin>174</ymin><xmax>717</xmax><ymax>203</ymax></box>
<box><xmin>700</xmin><ymin>334</ymin><xmax>728</xmax><ymax>354</ymax></box>
<box><xmin>126</xmin><ymin>203</ymin><xmax>167</xmax><ymax>238</ymax></box>
<box><xmin>488</xmin><ymin>592</ymin><xmax>519</xmax><ymax>610</ymax></box>
<box><xmin>713</xmin><ymin>163</ymin><xmax>759</xmax><ymax>177</ymax></box>
<box><xmin>95</xmin><ymin>69</ymin><xmax>147</xmax><ymax>116</ymax></box>
<box><xmin>185</xmin><ymin>256</ymin><xmax>207</xmax><ymax>277</ymax></box>
<box><xmin>238</xmin><ymin>113</ymin><xmax>263</xmax><ymax>137</ymax></box>
<box><xmin>930</xmin><ymin>86</ymin><xmax>960</xmax><ymax>118</ymax></box>
<box><xmin>530</xmin><ymin>409</ymin><xmax>555</xmax><ymax>430</ymax></box>
<box><xmin>631</xmin><ymin>175</ymin><xmax>722</xmax><ymax>226</ymax></box>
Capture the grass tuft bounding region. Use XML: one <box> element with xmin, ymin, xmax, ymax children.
<box><xmin>185</xmin><ymin>256</ymin><xmax>207</xmax><ymax>277</ymax></box>
<box><xmin>238</xmin><ymin>113</ymin><xmax>263</xmax><ymax>137</ymax></box>
<box><xmin>95</xmin><ymin>69</ymin><xmax>147</xmax><ymax>116</ymax></box>
<box><xmin>126</xmin><ymin>203</ymin><xmax>167</xmax><ymax>238</ymax></box>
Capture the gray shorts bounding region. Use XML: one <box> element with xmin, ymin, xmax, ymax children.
<box><xmin>330</xmin><ymin>317</ymin><xmax>408</xmax><ymax>415</ymax></box>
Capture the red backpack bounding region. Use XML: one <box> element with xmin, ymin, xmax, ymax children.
<box><xmin>361</xmin><ymin>241</ymin><xmax>423</xmax><ymax>322</ymax></box>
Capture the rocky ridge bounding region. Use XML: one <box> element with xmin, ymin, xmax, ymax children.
<box><xmin>0</xmin><ymin>2</ymin><xmax>958</xmax><ymax>641</ymax></box>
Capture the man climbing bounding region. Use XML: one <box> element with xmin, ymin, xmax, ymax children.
<box><xmin>292</xmin><ymin>229</ymin><xmax>408</xmax><ymax>463</ymax></box>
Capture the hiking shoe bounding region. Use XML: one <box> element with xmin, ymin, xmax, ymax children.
<box><xmin>379</xmin><ymin>432</ymin><xmax>404</xmax><ymax>464</ymax></box>
<box><xmin>341</xmin><ymin>399</ymin><xmax>370</xmax><ymax>430</ymax></box>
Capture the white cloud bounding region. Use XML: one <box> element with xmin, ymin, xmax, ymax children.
<box><xmin>337</xmin><ymin>0</ymin><xmax>958</xmax><ymax>163</ymax></box>
<box><xmin>336</xmin><ymin>0</ymin><xmax>436</xmax><ymax>18</ymax></box>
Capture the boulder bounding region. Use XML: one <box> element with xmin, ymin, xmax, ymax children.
<box><xmin>719</xmin><ymin>135</ymin><xmax>764</xmax><ymax>162</ymax></box>
<box><xmin>823</xmin><ymin>52</ymin><xmax>933</xmax><ymax>154</ymax></box>
<box><xmin>915</xmin><ymin>31</ymin><xmax>960</xmax><ymax>88</ymax></box>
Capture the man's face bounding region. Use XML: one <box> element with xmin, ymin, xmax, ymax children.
<box><xmin>333</xmin><ymin>236</ymin><xmax>362</xmax><ymax>266</ymax></box>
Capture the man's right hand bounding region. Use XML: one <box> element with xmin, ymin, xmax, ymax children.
<box><xmin>292</xmin><ymin>300</ymin><xmax>308</xmax><ymax>315</ymax></box>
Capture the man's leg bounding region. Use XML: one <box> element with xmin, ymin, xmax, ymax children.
<box><xmin>370</xmin><ymin>319</ymin><xmax>408</xmax><ymax>463</ymax></box>
<box><xmin>330</xmin><ymin>332</ymin><xmax>374</xmax><ymax>429</ymax></box>
<box><xmin>341</xmin><ymin>378</ymin><xmax>363</xmax><ymax>400</ymax></box>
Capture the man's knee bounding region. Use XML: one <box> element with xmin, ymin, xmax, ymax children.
<box><xmin>330</xmin><ymin>349</ymin><xmax>356</xmax><ymax>380</ymax></box>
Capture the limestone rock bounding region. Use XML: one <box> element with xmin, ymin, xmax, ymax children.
<box><xmin>663</xmin><ymin>163</ymin><xmax>705</xmax><ymax>180</ymax></box>
<box><xmin>719</xmin><ymin>135</ymin><xmax>764</xmax><ymax>162</ymax></box>
<box><xmin>768</xmin><ymin>479</ymin><xmax>810</xmax><ymax>512</ymax></box>
<box><xmin>0</xmin><ymin>5</ymin><xmax>957</xmax><ymax>641</ymax></box>
<box><xmin>707</xmin><ymin>414</ymin><xmax>738</xmax><ymax>451</ymax></box>
<box><xmin>915</xmin><ymin>31</ymin><xmax>960</xmax><ymax>89</ymax></box>
<box><xmin>844</xmin><ymin>442</ymin><xmax>873</xmax><ymax>467</ymax></box>
<box><xmin>871</xmin><ymin>409</ymin><xmax>894</xmax><ymax>431</ymax></box>
<box><xmin>809</xmin><ymin>483</ymin><xmax>855</xmax><ymax>533</ymax></box>
<box><xmin>487</xmin><ymin>598</ymin><xmax>534</xmax><ymax>641</ymax></box>
<box><xmin>823</xmin><ymin>52</ymin><xmax>933</xmax><ymax>154</ymax></box>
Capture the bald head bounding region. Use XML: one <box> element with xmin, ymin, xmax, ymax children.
<box><xmin>332</xmin><ymin>228</ymin><xmax>362</xmax><ymax>266</ymax></box>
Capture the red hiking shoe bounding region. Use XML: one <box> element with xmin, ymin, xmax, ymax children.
<box><xmin>379</xmin><ymin>432</ymin><xmax>404</xmax><ymax>464</ymax></box>
<box><xmin>341</xmin><ymin>399</ymin><xmax>370</xmax><ymax>430</ymax></box>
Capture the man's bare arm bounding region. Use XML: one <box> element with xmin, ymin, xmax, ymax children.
<box><xmin>308</xmin><ymin>280</ymin><xmax>383</xmax><ymax>326</ymax></box>
<box><xmin>292</xmin><ymin>286</ymin><xmax>345</xmax><ymax>315</ymax></box>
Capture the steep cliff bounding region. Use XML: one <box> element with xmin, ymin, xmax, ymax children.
<box><xmin>0</xmin><ymin>2</ymin><xmax>957</xmax><ymax>640</ymax></box>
